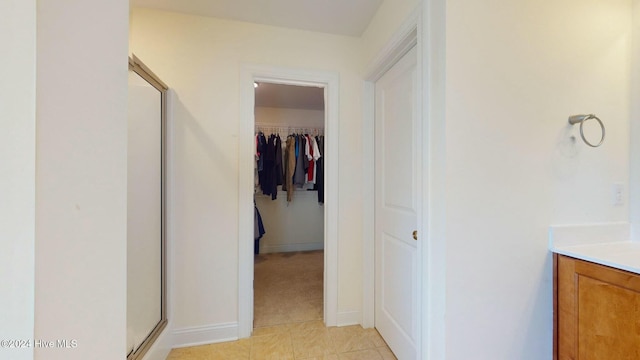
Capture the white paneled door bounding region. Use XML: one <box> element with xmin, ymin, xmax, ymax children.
<box><xmin>374</xmin><ymin>45</ymin><xmax>418</xmax><ymax>360</ymax></box>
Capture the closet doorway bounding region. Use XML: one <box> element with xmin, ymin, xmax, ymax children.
<box><xmin>238</xmin><ymin>66</ymin><xmax>340</xmax><ymax>338</ymax></box>
<box><xmin>253</xmin><ymin>82</ymin><xmax>326</xmax><ymax>328</ymax></box>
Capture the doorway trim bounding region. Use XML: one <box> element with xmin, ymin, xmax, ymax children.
<box><xmin>363</xmin><ymin>3</ymin><xmax>448</xmax><ymax>359</ymax></box>
<box><xmin>362</xmin><ymin>6</ymin><xmax>425</xmax><ymax>357</ymax></box>
<box><xmin>238</xmin><ymin>65</ymin><xmax>340</xmax><ymax>338</ymax></box>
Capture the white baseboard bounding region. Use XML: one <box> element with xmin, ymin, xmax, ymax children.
<box><xmin>172</xmin><ymin>322</ymin><xmax>238</xmax><ymax>348</ymax></box>
<box><xmin>336</xmin><ymin>311</ymin><xmax>361</xmax><ymax>327</ymax></box>
<box><xmin>260</xmin><ymin>242</ymin><xmax>324</xmax><ymax>254</ymax></box>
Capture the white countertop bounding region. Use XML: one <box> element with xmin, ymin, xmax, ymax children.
<box><xmin>549</xmin><ymin>222</ymin><xmax>640</xmax><ymax>274</ymax></box>
<box><xmin>551</xmin><ymin>241</ymin><xmax>640</xmax><ymax>275</ymax></box>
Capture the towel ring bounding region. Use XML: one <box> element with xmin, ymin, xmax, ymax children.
<box><xmin>568</xmin><ymin>114</ymin><xmax>605</xmax><ymax>147</ymax></box>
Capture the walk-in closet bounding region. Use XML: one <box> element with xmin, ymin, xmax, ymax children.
<box><xmin>253</xmin><ymin>82</ymin><xmax>326</xmax><ymax>329</ymax></box>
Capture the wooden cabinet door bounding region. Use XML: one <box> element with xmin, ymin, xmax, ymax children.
<box><xmin>557</xmin><ymin>255</ymin><xmax>640</xmax><ymax>360</ymax></box>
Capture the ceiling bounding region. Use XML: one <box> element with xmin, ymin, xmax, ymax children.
<box><xmin>255</xmin><ymin>83</ymin><xmax>325</xmax><ymax>111</ymax></box>
<box><xmin>131</xmin><ymin>0</ymin><xmax>383</xmax><ymax>37</ymax></box>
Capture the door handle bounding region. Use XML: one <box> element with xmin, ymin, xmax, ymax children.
<box><xmin>412</xmin><ymin>230</ymin><xmax>418</xmax><ymax>241</ymax></box>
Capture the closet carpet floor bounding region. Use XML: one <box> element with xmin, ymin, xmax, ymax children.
<box><xmin>254</xmin><ymin>250</ymin><xmax>324</xmax><ymax>327</ymax></box>
<box><xmin>165</xmin><ymin>250</ymin><xmax>397</xmax><ymax>360</ymax></box>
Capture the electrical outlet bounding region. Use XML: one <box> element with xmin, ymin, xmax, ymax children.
<box><xmin>613</xmin><ymin>183</ymin><xmax>624</xmax><ymax>206</ymax></box>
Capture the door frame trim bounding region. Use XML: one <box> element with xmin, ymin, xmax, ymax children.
<box><xmin>362</xmin><ymin>6</ymin><xmax>442</xmax><ymax>359</ymax></box>
<box><xmin>362</xmin><ymin>9</ymin><xmax>419</xmax><ymax>329</ymax></box>
<box><xmin>238</xmin><ymin>65</ymin><xmax>340</xmax><ymax>338</ymax></box>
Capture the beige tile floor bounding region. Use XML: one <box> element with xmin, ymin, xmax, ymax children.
<box><xmin>166</xmin><ymin>321</ymin><xmax>397</xmax><ymax>359</ymax></box>
<box><xmin>165</xmin><ymin>251</ymin><xmax>397</xmax><ymax>360</ymax></box>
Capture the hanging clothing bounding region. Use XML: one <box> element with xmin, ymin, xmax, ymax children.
<box><xmin>254</xmin><ymin>204</ymin><xmax>265</xmax><ymax>240</ymax></box>
<box><xmin>261</xmin><ymin>134</ymin><xmax>283</xmax><ymax>200</ymax></box>
<box><xmin>257</xmin><ymin>133</ymin><xmax>266</xmax><ymax>172</ymax></box>
<box><xmin>255</xmin><ymin>130</ymin><xmax>324</xmax><ymax>202</ymax></box>
<box><xmin>306</xmin><ymin>135</ymin><xmax>315</xmax><ymax>183</ymax></box>
<box><xmin>316</xmin><ymin>135</ymin><xmax>325</xmax><ymax>203</ymax></box>
<box><xmin>306</xmin><ymin>135</ymin><xmax>321</xmax><ymax>184</ymax></box>
<box><xmin>262</xmin><ymin>135</ymin><xmax>275</xmax><ymax>197</ymax></box>
<box><xmin>294</xmin><ymin>135</ymin><xmax>306</xmax><ymax>187</ymax></box>
<box><xmin>257</xmin><ymin>133</ymin><xmax>267</xmax><ymax>191</ymax></box>
<box><xmin>283</xmin><ymin>136</ymin><xmax>296</xmax><ymax>202</ymax></box>
<box><xmin>273</xmin><ymin>135</ymin><xmax>284</xmax><ymax>200</ymax></box>
<box><xmin>302</xmin><ymin>135</ymin><xmax>309</xmax><ymax>174</ymax></box>
<box><xmin>282</xmin><ymin>137</ymin><xmax>289</xmax><ymax>193</ymax></box>
<box><xmin>254</xmin><ymin>203</ymin><xmax>266</xmax><ymax>254</ymax></box>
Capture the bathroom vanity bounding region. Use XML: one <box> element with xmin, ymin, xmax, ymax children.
<box><xmin>551</xmin><ymin>240</ymin><xmax>640</xmax><ymax>359</ymax></box>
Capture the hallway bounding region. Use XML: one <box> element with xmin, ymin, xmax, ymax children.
<box><xmin>165</xmin><ymin>320</ymin><xmax>396</xmax><ymax>359</ymax></box>
<box><xmin>166</xmin><ymin>251</ymin><xmax>397</xmax><ymax>359</ymax></box>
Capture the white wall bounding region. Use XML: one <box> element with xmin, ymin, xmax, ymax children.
<box><xmin>130</xmin><ymin>8</ymin><xmax>364</xmax><ymax>338</ymax></box>
<box><xmin>361</xmin><ymin>0</ymin><xmax>421</xmax><ymax>67</ymax></box>
<box><xmin>255</xmin><ymin>107</ymin><xmax>324</xmax><ymax>129</ymax></box>
<box><xmin>255</xmin><ymin>192</ymin><xmax>324</xmax><ymax>253</ymax></box>
<box><xmin>444</xmin><ymin>0</ymin><xmax>631</xmax><ymax>359</ymax></box>
<box><xmin>35</xmin><ymin>1</ymin><xmax>129</xmax><ymax>359</ymax></box>
<box><xmin>129</xmin><ymin>1</ymin><xmax>634</xmax><ymax>357</ymax></box>
<box><xmin>0</xmin><ymin>1</ymin><xmax>36</xmax><ymax>359</ymax></box>
<box><xmin>631</xmin><ymin>0</ymin><xmax>640</xmax><ymax>239</ymax></box>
